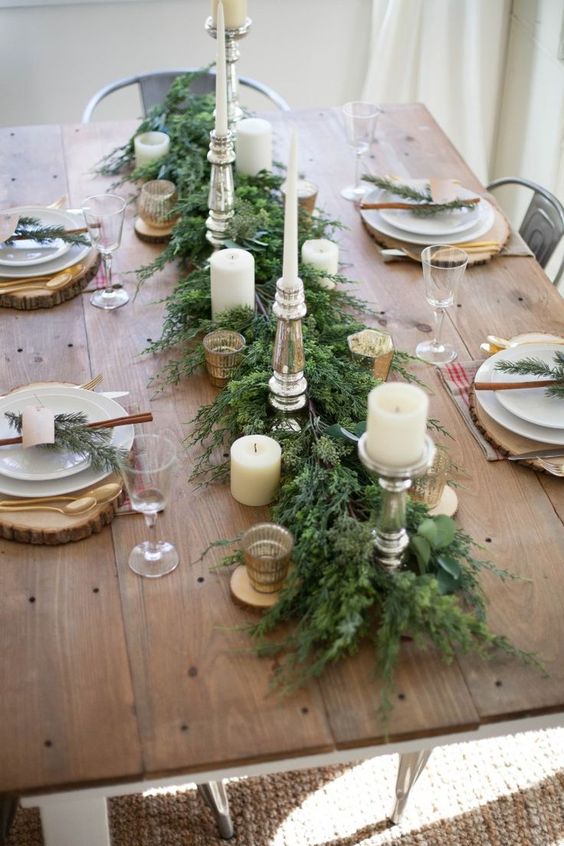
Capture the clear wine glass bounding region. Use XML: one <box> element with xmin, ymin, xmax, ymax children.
<box><xmin>81</xmin><ymin>193</ymin><xmax>129</xmax><ymax>310</ymax></box>
<box><xmin>121</xmin><ymin>434</ymin><xmax>179</xmax><ymax>578</ymax></box>
<box><xmin>416</xmin><ymin>245</ymin><xmax>468</xmax><ymax>365</ymax></box>
<box><xmin>341</xmin><ymin>101</ymin><xmax>381</xmax><ymax>202</ymax></box>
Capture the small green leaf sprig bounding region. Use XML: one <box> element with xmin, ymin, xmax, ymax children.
<box><xmin>363</xmin><ymin>176</ymin><xmax>480</xmax><ymax>215</ymax></box>
<box><xmin>5</xmin><ymin>411</ymin><xmax>125</xmax><ymax>472</ymax></box>
<box><xmin>4</xmin><ymin>217</ymin><xmax>89</xmax><ymax>247</ymax></box>
<box><xmin>495</xmin><ymin>351</ymin><xmax>564</xmax><ymax>399</ymax></box>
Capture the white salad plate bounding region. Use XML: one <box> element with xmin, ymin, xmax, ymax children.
<box><xmin>0</xmin><ymin>211</ymin><xmax>91</xmax><ymax>280</ymax></box>
<box><xmin>0</xmin><ymin>207</ymin><xmax>76</xmax><ymax>268</ymax></box>
<box><xmin>361</xmin><ymin>189</ymin><xmax>496</xmax><ymax>247</ymax></box>
<box><xmin>379</xmin><ymin>185</ymin><xmax>481</xmax><ymax>237</ymax></box>
<box><xmin>0</xmin><ymin>386</ymin><xmax>133</xmax><ymax>491</ymax></box>
<box><xmin>474</xmin><ymin>350</ymin><xmax>564</xmax><ymax>445</ymax></box>
<box><xmin>488</xmin><ymin>344</ymin><xmax>564</xmax><ymax>430</ymax></box>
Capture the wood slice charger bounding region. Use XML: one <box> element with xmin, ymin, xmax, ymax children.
<box><xmin>0</xmin><ymin>249</ymin><xmax>100</xmax><ymax>311</ymax></box>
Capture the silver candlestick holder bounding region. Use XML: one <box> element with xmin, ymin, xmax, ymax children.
<box><xmin>358</xmin><ymin>433</ymin><xmax>435</xmax><ymax>572</ymax></box>
<box><xmin>268</xmin><ymin>277</ymin><xmax>307</xmax><ymax>415</ymax></box>
<box><xmin>205</xmin><ymin>16</ymin><xmax>252</xmax><ymax>129</ymax></box>
<box><xmin>206</xmin><ymin>129</ymin><xmax>236</xmax><ymax>249</ymax></box>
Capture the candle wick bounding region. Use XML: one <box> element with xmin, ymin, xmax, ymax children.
<box><xmin>254</xmin><ymin>442</ymin><xmax>258</xmax><ymax>453</ymax></box>
<box><xmin>395</xmin><ymin>406</ymin><xmax>401</xmax><ymax>413</ymax></box>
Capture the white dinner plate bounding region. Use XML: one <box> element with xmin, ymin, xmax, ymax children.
<box><xmin>0</xmin><ymin>386</ymin><xmax>133</xmax><ymax>488</ymax></box>
<box><xmin>489</xmin><ymin>344</ymin><xmax>564</xmax><ymax>429</ymax></box>
<box><xmin>0</xmin><ymin>207</ymin><xmax>76</xmax><ymax>268</ymax></box>
<box><xmin>0</xmin><ymin>211</ymin><xmax>92</xmax><ymax>280</ymax></box>
<box><xmin>361</xmin><ymin>189</ymin><xmax>496</xmax><ymax>247</ymax></box>
<box><xmin>380</xmin><ymin>186</ymin><xmax>481</xmax><ymax>237</ymax></box>
<box><xmin>474</xmin><ymin>354</ymin><xmax>564</xmax><ymax>445</ymax></box>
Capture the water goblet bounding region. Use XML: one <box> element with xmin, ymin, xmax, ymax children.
<box><xmin>341</xmin><ymin>101</ymin><xmax>381</xmax><ymax>202</ymax></box>
<box><xmin>121</xmin><ymin>434</ymin><xmax>179</xmax><ymax>578</ymax></box>
<box><xmin>416</xmin><ymin>245</ymin><xmax>468</xmax><ymax>365</ymax></box>
<box><xmin>81</xmin><ymin>193</ymin><xmax>129</xmax><ymax>310</ymax></box>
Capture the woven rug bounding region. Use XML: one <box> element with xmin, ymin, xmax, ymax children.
<box><xmin>8</xmin><ymin>728</ymin><xmax>564</xmax><ymax>846</ymax></box>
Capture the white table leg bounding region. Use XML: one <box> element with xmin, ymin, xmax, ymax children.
<box><xmin>389</xmin><ymin>749</ymin><xmax>433</xmax><ymax>825</ymax></box>
<box><xmin>37</xmin><ymin>796</ymin><xmax>110</xmax><ymax>846</ymax></box>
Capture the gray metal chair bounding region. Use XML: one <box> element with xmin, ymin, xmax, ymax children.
<box><xmin>487</xmin><ymin>177</ymin><xmax>564</xmax><ymax>285</ymax></box>
<box><xmin>81</xmin><ymin>68</ymin><xmax>290</xmax><ymax>123</ymax></box>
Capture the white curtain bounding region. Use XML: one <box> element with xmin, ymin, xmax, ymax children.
<box><xmin>361</xmin><ymin>0</ymin><xmax>512</xmax><ymax>182</ymax></box>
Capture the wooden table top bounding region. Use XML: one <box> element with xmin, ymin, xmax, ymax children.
<box><xmin>1</xmin><ymin>106</ymin><xmax>563</xmax><ymax>797</ymax></box>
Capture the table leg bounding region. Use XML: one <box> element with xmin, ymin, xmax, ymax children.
<box><xmin>197</xmin><ymin>780</ymin><xmax>234</xmax><ymax>839</ymax></box>
<box><xmin>389</xmin><ymin>749</ymin><xmax>433</xmax><ymax>825</ymax></box>
<box><xmin>0</xmin><ymin>794</ymin><xmax>18</xmax><ymax>845</ymax></box>
<box><xmin>37</xmin><ymin>796</ymin><xmax>111</xmax><ymax>846</ymax></box>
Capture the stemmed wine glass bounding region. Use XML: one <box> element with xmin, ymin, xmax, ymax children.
<box><xmin>416</xmin><ymin>245</ymin><xmax>468</xmax><ymax>365</ymax></box>
<box><xmin>341</xmin><ymin>101</ymin><xmax>381</xmax><ymax>202</ymax></box>
<box><xmin>121</xmin><ymin>434</ymin><xmax>179</xmax><ymax>578</ymax></box>
<box><xmin>81</xmin><ymin>193</ymin><xmax>129</xmax><ymax>310</ymax></box>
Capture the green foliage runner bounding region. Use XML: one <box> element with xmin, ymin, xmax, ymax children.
<box><xmin>100</xmin><ymin>71</ymin><xmax>536</xmax><ymax>712</ymax></box>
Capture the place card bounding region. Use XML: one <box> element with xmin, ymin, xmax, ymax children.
<box><xmin>21</xmin><ymin>405</ymin><xmax>55</xmax><ymax>448</ymax></box>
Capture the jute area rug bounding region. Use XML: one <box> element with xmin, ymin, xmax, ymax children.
<box><xmin>8</xmin><ymin>728</ymin><xmax>564</xmax><ymax>846</ymax></box>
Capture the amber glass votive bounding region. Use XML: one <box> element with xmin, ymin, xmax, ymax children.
<box><xmin>203</xmin><ymin>330</ymin><xmax>246</xmax><ymax>387</ymax></box>
<box><xmin>138</xmin><ymin>180</ymin><xmax>179</xmax><ymax>229</ymax></box>
<box><xmin>411</xmin><ymin>445</ymin><xmax>450</xmax><ymax>509</ymax></box>
<box><xmin>241</xmin><ymin>523</ymin><xmax>294</xmax><ymax>594</ymax></box>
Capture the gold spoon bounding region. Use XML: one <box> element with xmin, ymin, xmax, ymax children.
<box><xmin>0</xmin><ymin>496</ymin><xmax>97</xmax><ymax>515</ymax></box>
<box><xmin>0</xmin><ymin>272</ymin><xmax>74</xmax><ymax>296</ymax></box>
<box><xmin>0</xmin><ymin>264</ymin><xmax>84</xmax><ymax>291</ymax></box>
<box><xmin>0</xmin><ymin>482</ymin><xmax>122</xmax><ymax>509</ymax></box>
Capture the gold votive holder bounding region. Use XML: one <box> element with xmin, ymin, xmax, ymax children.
<box><xmin>203</xmin><ymin>330</ymin><xmax>246</xmax><ymax>388</ymax></box>
<box><xmin>281</xmin><ymin>178</ymin><xmax>318</xmax><ymax>214</ymax></box>
<box><xmin>241</xmin><ymin>523</ymin><xmax>294</xmax><ymax>594</ymax></box>
<box><xmin>411</xmin><ymin>445</ymin><xmax>450</xmax><ymax>510</ymax></box>
<box><xmin>138</xmin><ymin>180</ymin><xmax>179</xmax><ymax>229</ymax></box>
<box><xmin>347</xmin><ymin>328</ymin><xmax>395</xmax><ymax>381</ymax></box>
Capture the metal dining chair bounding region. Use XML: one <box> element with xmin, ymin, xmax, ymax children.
<box><xmin>487</xmin><ymin>177</ymin><xmax>564</xmax><ymax>286</ymax></box>
<box><xmin>81</xmin><ymin>68</ymin><xmax>290</xmax><ymax>123</ymax></box>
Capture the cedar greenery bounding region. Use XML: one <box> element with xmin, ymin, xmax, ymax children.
<box><xmin>363</xmin><ymin>175</ymin><xmax>480</xmax><ymax>215</ymax></box>
<box><xmin>5</xmin><ymin>411</ymin><xmax>125</xmax><ymax>472</ymax></box>
<box><xmin>496</xmin><ymin>351</ymin><xmax>564</xmax><ymax>399</ymax></box>
<box><xmin>5</xmin><ymin>217</ymin><xmax>89</xmax><ymax>247</ymax></box>
<box><xmin>99</xmin><ymin>70</ymin><xmax>537</xmax><ymax>711</ymax></box>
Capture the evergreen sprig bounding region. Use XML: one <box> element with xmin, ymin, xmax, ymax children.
<box><xmin>495</xmin><ymin>351</ymin><xmax>564</xmax><ymax>399</ymax></box>
<box><xmin>4</xmin><ymin>217</ymin><xmax>89</xmax><ymax>247</ymax></box>
<box><xmin>5</xmin><ymin>411</ymin><xmax>125</xmax><ymax>472</ymax></box>
<box><xmin>363</xmin><ymin>176</ymin><xmax>480</xmax><ymax>215</ymax></box>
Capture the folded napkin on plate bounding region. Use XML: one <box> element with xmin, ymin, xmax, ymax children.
<box><xmin>438</xmin><ymin>361</ymin><xmax>505</xmax><ymax>460</ymax></box>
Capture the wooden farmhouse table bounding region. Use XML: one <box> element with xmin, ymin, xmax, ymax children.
<box><xmin>1</xmin><ymin>107</ymin><xmax>564</xmax><ymax>845</ymax></box>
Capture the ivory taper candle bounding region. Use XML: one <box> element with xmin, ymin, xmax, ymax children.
<box><xmin>301</xmin><ymin>238</ymin><xmax>339</xmax><ymax>289</ymax></box>
<box><xmin>211</xmin><ymin>0</ymin><xmax>247</xmax><ymax>28</ymax></box>
<box><xmin>214</xmin><ymin>1</ymin><xmax>228</xmax><ymax>136</ymax></box>
<box><xmin>366</xmin><ymin>383</ymin><xmax>428</xmax><ymax>466</ymax></box>
<box><xmin>230</xmin><ymin>435</ymin><xmax>282</xmax><ymax>506</ymax></box>
<box><xmin>210</xmin><ymin>248</ymin><xmax>255</xmax><ymax>318</ymax></box>
<box><xmin>281</xmin><ymin>132</ymin><xmax>299</xmax><ymax>291</ymax></box>
<box><xmin>236</xmin><ymin>118</ymin><xmax>273</xmax><ymax>176</ymax></box>
<box><xmin>134</xmin><ymin>131</ymin><xmax>170</xmax><ymax>168</ymax></box>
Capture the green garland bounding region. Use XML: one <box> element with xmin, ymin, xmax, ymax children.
<box><xmin>99</xmin><ymin>71</ymin><xmax>538</xmax><ymax>711</ymax></box>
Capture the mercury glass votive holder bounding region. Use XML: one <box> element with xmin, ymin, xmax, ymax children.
<box><xmin>138</xmin><ymin>180</ymin><xmax>179</xmax><ymax>229</ymax></box>
<box><xmin>203</xmin><ymin>330</ymin><xmax>246</xmax><ymax>388</ymax></box>
<box><xmin>347</xmin><ymin>328</ymin><xmax>395</xmax><ymax>381</ymax></box>
<box><xmin>241</xmin><ymin>523</ymin><xmax>294</xmax><ymax>594</ymax></box>
<box><xmin>410</xmin><ymin>445</ymin><xmax>450</xmax><ymax>510</ymax></box>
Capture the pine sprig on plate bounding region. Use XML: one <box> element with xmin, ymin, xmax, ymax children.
<box><xmin>5</xmin><ymin>217</ymin><xmax>89</xmax><ymax>247</ymax></box>
<box><xmin>495</xmin><ymin>351</ymin><xmax>564</xmax><ymax>399</ymax></box>
<box><xmin>363</xmin><ymin>176</ymin><xmax>479</xmax><ymax>215</ymax></box>
<box><xmin>5</xmin><ymin>411</ymin><xmax>126</xmax><ymax>472</ymax></box>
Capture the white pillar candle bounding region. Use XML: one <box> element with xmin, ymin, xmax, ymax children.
<box><xmin>211</xmin><ymin>0</ymin><xmax>247</xmax><ymax>28</ymax></box>
<box><xmin>301</xmin><ymin>239</ymin><xmax>339</xmax><ymax>290</ymax></box>
<box><xmin>236</xmin><ymin>118</ymin><xmax>273</xmax><ymax>176</ymax></box>
<box><xmin>134</xmin><ymin>131</ymin><xmax>170</xmax><ymax>168</ymax></box>
<box><xmin>230</xmin><ymin>435</ymin><xmax>282</xmax><ymax>506</ymax></box>
<box><xmin>366</xmin><ymin>383</ymin><xmax>429</xmax><ymax>467</ymax></box>
<box><xmin>214</xmin><ymin>1</ymin><xmax>229</xmax><ymax>136</ymax></box>
<box><xmin>281</xmin><ymin>132</ymin><xmax>299</xmax><ymax>291</ymax></box>
<box><xmin>210</xmin><ymin>248</ymin><xmax>255</xmax><ymax>318</ymax></box>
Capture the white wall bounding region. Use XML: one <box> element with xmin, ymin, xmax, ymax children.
<box><xmin>0</xmin><ymin>0</ymin><xmax>372</xmax><ymax>126</ymax></box>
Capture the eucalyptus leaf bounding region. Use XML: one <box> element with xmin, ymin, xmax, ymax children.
<box><xmin>417</xmin><ymin>518</ymin><xmax>438</xmax><ymax>547</ymax></box>
<box><xmin>433</xmin><ymin>515</ymin><xmax>457</xmax><ymax>549</ymax></box>
<box><xmin>437</xmin><ymin>554</ymin><xmax>462</xmax><ymax>579</ymax></box>
<box><xmin>410</xmin><ymin>535</ymin><xmax>431</xmax><ymax>572</ymax></box>
<box><xmin>436</xmin><ymin>569</ymin><xmax>460</xmax><ymax>595</ymax></box>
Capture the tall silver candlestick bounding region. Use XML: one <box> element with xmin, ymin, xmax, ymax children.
<box><xmin>358</xmin><ymin>433</ymin><xmax>435</xmax><ymax>572</ymax></box>
<box><xmin>206</xmin><ymin>129</ymin><xmax>236</xmax><ymax>249</ymax></box>
<box><xmin>268</xmin><ymin>277</ymin><xmax>307</xmax><ymax>414</ymax></box>
<box><xmin>205</xmin><ymin>16</ymin><xmax>252</xmax><ymax>129</ymax></box>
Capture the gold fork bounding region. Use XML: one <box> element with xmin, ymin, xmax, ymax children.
<box><xmin>78</xmin><ymin>374</ymin><xmax>103</xmax><ymax>391</ymax></box>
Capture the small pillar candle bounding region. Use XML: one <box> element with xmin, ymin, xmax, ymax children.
<box><xmin>230</xmin><ymin>435</ymin><xmax>282</xmax><ymax>506</ymax></box>
<box><xmin>366</xmin><ymin>383</ymin><xmax>429</xmax><ymax>466</ymax></box>
<box><xmin>134</xmin><ymin>132</ymin><xmax>170</xmax><ymax>169</ymax></box>
<box><xmin>210</xmin><ymin>248</ymin><xmax>255</xmax><ymax>318</ymax></box>
<box><xmin>211</xmin><ymin>0</ymin><xmax>247</xmax><ymax>28</ymax></box>
<box><xmin>236</xmin><ymin>118</ymin><xmax>273</xmax><ymax>176</ymax></box>
<box><xmin>301</xmin><ymin>239</ymin><xmax>339</xmax><ymax>290</ymax></box>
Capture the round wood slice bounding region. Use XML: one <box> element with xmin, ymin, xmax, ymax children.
<box><xmin>362</xmin><ymin>204</ymin><xmax>510</xmax><ymax>266</ymax></box>
<box><xmin>0</xmin><ymin>250</ymin><xmax>100</xmax><ymax>311</ymax></box>
<box><xmin>429</xmin><ymin>484</ymin><xmax>458</xmax><ymax>517</ymax></box>
<box><xmin>468</xmin><ymin>385</ymin><xmax>552</xmax><ymax>473</ymax></box>
<box><xmin>134</xmin><ymin>216</ymin><xmax>175</xmax><ymax>244</ymax></box>
<box><xmin>0</xmin><ymin>473</ymin><xmax>124</xmax><ymax>545</ymax></box>
<box><xmin>230</xmin><ymin>565</ymin><xmax>281</xmax><ymax>611</ymax></box>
